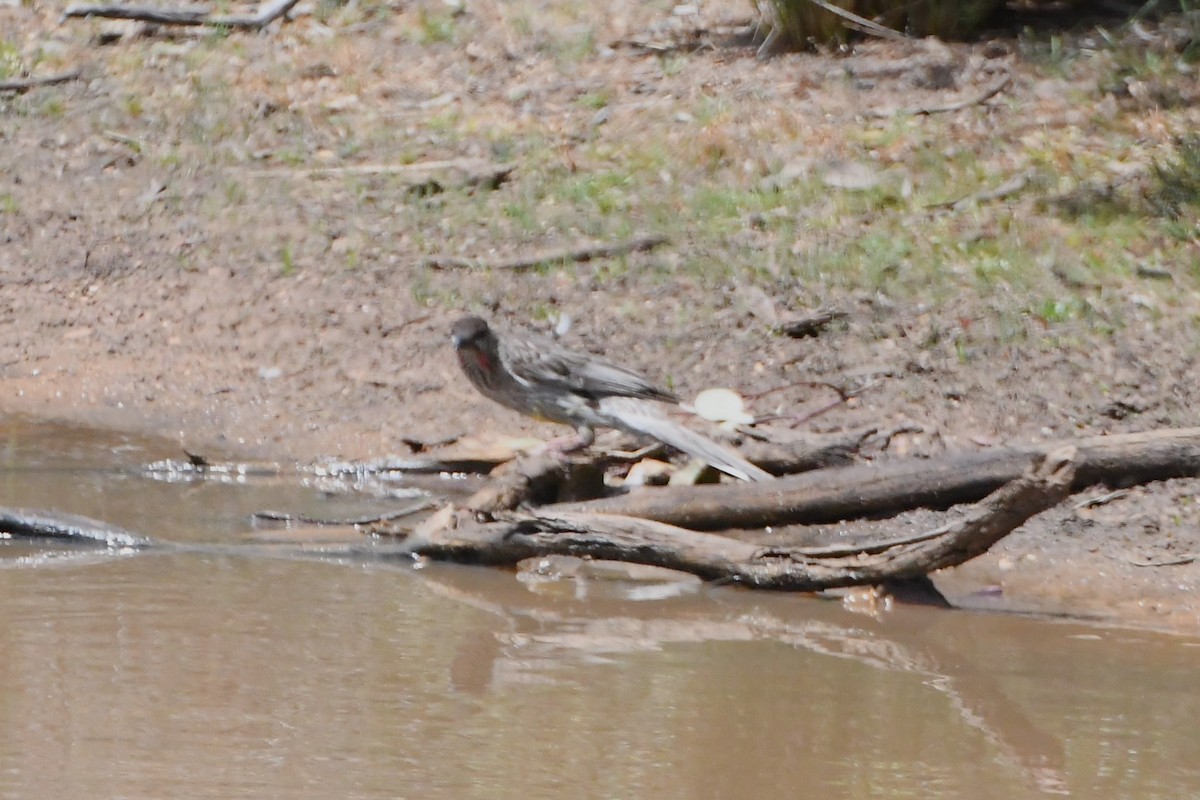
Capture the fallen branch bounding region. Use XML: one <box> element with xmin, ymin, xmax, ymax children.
<box><xmin>780</xmin><ymin>306</ymin><xmax>849</xmax><ymax>338</ymax></box>
<box><xmin>0</xmin><ymin>507</ymin><xmax>151</xmax><ymax>547</ymax></box>
<box><xmin>0</xmin><ymin>70</ymin><xmax>84</xmax><ymax>94</ymax></box>
<box><xmin>423</xmin><ymin>235</ymin><xmax>669</xmax><ymax>271</ymax></box>
<box><xmin>553</xmin><ymin>427</ymin><xmax>1200</xmax><ymax>530</ymax></box>
<box><xmin>251</xmin><ymin>499</ymin><xmax>435</xmax><ymax>526</ymax></box>
<box><xmin>408</xmin><ymin>449</ymin><xmax>1074</xmax><ymax>590</ymax></box>
<box><xmin>243</xmin><ymin>159</ymin><xmax>513</xmax><ymax>190</ymax></box>
<box><xmin>867</xmin><ymin>71</ymin><xmax>1012</xmax><ymax>118</ymax></box>
<box><xmin>924</xmin><ymin>170</ymin><xmax>1033</xmax><ymax>211</ymax></box>
<box><xmin>62</xmin><ymin>0</ymin><xmax>300</xmax><ymax>29</ymax></box>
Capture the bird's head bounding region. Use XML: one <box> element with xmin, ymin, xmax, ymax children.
<box><xmin>451</xmin><ymin>315</ymin><xmax>491</xmax><ymax>351</ymax></box>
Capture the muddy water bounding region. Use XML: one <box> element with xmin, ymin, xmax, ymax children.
<box><xmin>2</xmin><ymin>420</ymin><xmax>1199</xmax><ymax>799</ymax></box>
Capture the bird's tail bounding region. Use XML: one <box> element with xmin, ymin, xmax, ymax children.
<box><xmin>599</xmin><ymin>398</ymin><xmax>773</xmax><ymax>482</ymax></box>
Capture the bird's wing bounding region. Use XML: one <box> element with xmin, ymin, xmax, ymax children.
<box><xmin>505</xmin><ymin>337</ymin><xmax>677</xmax><ymax>403</ymax></box>
<box><xmin>598</xmin><ymin>397</ymin><xmax>773</xmax><ymax>482</ymax></box>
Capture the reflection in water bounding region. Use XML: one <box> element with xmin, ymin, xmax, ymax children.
<box><xmin>422</xmin><ymin>565</ymin><xmax>1078</xmax><ymax>793</ymax></box>
<box><xmin>1</xmin><ymin>418</ymin><xmax>1199</xmax><ymax>798</ymax></box>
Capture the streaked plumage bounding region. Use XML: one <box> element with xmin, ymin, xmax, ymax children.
<box><xmin>450</xmin><ymin>315</ymin><xmax>772</xmax><ymax>482</ymax></box>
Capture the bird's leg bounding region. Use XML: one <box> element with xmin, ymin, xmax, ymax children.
<box><xmin>542</xmin><ymin>424</ymin><xmax>595</xmax><ymax>455</ymax></box>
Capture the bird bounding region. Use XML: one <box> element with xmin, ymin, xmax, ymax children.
<box><xmin>450</xmin><ymin>315</ymin><xmax>773</xmax><ymax>482</ymax></box>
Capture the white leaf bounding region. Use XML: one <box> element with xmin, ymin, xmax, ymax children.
<box><xmin>691</xmin><ymin>388</ymin><xmax>755</xmax><ymax>425</ymax></box>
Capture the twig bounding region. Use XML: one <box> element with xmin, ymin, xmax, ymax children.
<box><xmin>778</xmin><ymin>377</ymin><xmax>883</xmax><ymax>427</ymax></box>
<box><xmin>0</xmin><ymin>70</ymin><xmax>83</xmax><ymax>94</ymax></box>
<box><xmin>423</xmin><ymin>235</ymin><xmax>669</xmax><ymax>272</ymax></box>
<box><xmin>867</xmin><ymin>71</ymin><xmax>1012</xmax><ymax>119</ymax></box>
<box><xmin>799</xmin><ymin>0</ymin><xmax>912</xmax><ymax>42</ymax></box>
<box><xmin>1072</xmin><ymin>489</ymin><xmax>1129</xmax><ymax>510</ymax></box>
<box><xmin>923</xmin><ymin>170</ymin><xmax>1032</xmax><ymax>211</ymax></box>
<box><xmin>243</xmin><ymin>159</ymin><xmax>513</xmax><ymax>182</ymax></box>
<box><xmin>103</xmin><ymin>129</ymin><xmax>145</xmax><ymax>151</ymax></box>
<box><xmin>252</xmin><ymin>499</ymin><xmax>435</xmax><ymax>526</ymax></box>
<box><xmin>61</xmin><ymin>0</ymin><xmax>300</xmax><ymax>29</ymax></box>
<box><xmin>1128</xmin><ymin>553</ymin><xmax>1197</xmax><ymax>568</ymax></box>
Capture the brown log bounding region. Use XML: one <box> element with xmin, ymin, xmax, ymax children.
<box><xmin>407</xmin><ymin>449</ymin><xmax>1075</xmax><ymax>590</ymax></box>
<box><xmin>551</xmin><ymin>427</ymin><xmax>1200</xmax><ymax>530</ymax></box>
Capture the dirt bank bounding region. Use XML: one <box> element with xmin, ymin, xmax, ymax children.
<box><xmin>2</xmin><ymin>0</ymin><xmax>1198</xmax><ymax>631</ymax></box>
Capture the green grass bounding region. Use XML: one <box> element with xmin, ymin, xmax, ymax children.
<box><xmin>412</xmin><ymin>8</ymin><xmax>458</xmax><ymax>44</ymax></box>
<box><xmin>576</xmin><ymin>90</ymin><xmax>611</xmax><ymax>111</ymax></box>
<box><xmin>1152</xmin><ymin>135</ymin><xmax>1200</xmax><ymax>219</ymax></box>
<box><xmin>280</xmin><ymin>245</ymin><xmax>296</xmax><ymax>276</ymax></box>
<box><xmin>0</xmin><ymin>39</ymin><xmax>21</xmax><ymax>80</ymax></box>
<box><xmin>50</xmin><ymin>0</ymin><xmax>1179</xmax><ymax>334</ymax></box>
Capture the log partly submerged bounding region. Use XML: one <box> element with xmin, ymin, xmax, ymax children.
<box><xmin>0</xmin><ymin>507</ymin><xmax>151</xmax><ymax>548</ymax></box>
<box><xmin>407</xmin><ymin>448</ymin><xmax>1076</xmax><ymax>590</ymax></box>
<box><xmin>551</xmin><ymin>428</ymin><xmax>1200</xmax><ymax>530</ymax></box>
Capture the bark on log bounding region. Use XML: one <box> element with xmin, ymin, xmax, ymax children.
<box><xmin>551</xmin><ymin>428</ymin><xmax>1200</xmax><ymax>530</ymax></box>
<box><xmin>465</xmin><ymin>454</ymin><xmax>568</xmax><ymax>512</ymax></box>
<box><xmin>407</xmin><ymin>449</ymin><xmax>1075</xmax><ymax>590</ymax></box>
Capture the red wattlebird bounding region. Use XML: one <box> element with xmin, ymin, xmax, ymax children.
<box><xmin>451</xmin><ymin>315</ymin><xmax>772</xmax><ymax>482</ymax></box>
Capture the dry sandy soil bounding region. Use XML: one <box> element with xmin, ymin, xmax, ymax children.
<box><xmin>2</xmin><ymin>0</ymin><xmax>1198</xmax><ymax>631</ymax></box>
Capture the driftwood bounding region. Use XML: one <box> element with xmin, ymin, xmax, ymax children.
<box><xmin>423</xmin><ymin>235</ymin><xmax>668</xmax><ymax>271</ymax></box>
<box><xmin>62</xmin><ymin>0</ymin><xmax>299</xmax><ymax>29</ymax></box>
<box><xmin>251</xmin><ymin>499</ymin><xmax>435</xmax><ymax>526</ymax></box>
<box><xmin>0</xmin><ymin>507</ymin><xmax>151</xmax><ymax>547</ymax></box>
<box><xmin>0</xmin><ymin>70</ymin><xmax>84</xmax><ymax>94</ymax></box>
<box><xmin>553</xmin><ymin>428</ymin><xmax>1200</xmax><ymax>530</ymax></box>
<box><xmin>408</xmin><ymin>448</ymin><xmax>1075</xmax><ymax>590</ymax></box>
